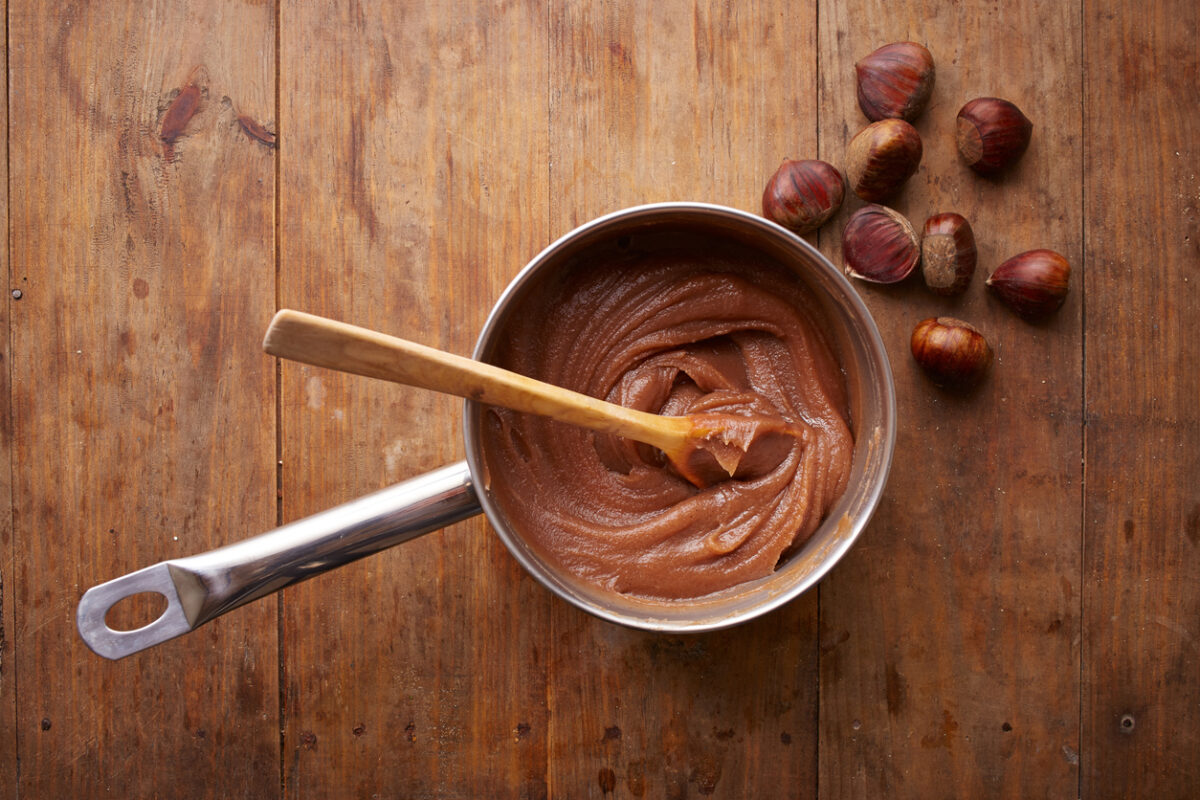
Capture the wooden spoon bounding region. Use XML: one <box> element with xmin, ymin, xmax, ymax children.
<box><xmin>263</xmin><ymin>309</ymin><xmax>766</xmax><ymax>487</ymax></box>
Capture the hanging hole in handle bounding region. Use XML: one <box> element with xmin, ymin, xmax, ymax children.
<box><xmin>78</xmin><ymin>562</ymin><xmax>194</xmax><ymax>660</ymax></box>
<box><xmin>104</xmin><ymin>590</ymin><xmax>170</xmax><ymax>632</ymax></box>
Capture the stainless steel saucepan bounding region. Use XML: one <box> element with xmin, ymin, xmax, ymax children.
<box><xmin>77</xmin><ymin>203</ymin><xmax>896</xmax><ymax>659</ymax></box>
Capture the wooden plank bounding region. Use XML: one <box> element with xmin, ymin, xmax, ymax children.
<box><xmin>8</xmin><ymin>1</ymin><xmax>278</xmax><ymax>796</ymax></box>
<box><xmin>545</xmin><ymin>3</ymin><xmax>822</xmax><ymax>797</ymax></box>
<box><xmin>1081</xmin><ymin>0</ymin><xmax>1200</xmax><ymax>794</ymax></box>
<box><xmin>0</xmin><ymin>4</ymin><xmax>13</xmax><ymax>796</ymax></box>
<box><xmin>816</xmin><ymin>3</ymin><xmax>1084</xmax><ymax>796</ymax></box>
<box><xmin>277</xmin><ymin>2</ymin><xmax>551</xmax><ymax>796</ymax></box>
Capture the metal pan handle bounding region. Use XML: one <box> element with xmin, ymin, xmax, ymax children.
<box><xmin>77</xmin><ymin>461</ymin><xmax>479</xmax><ymax>660</ymax></box>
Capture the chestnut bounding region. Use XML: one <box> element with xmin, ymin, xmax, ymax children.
<box><xmin>920</xmin><ymin>212</ymin><xmax>977</xmax><ymax>296</ymax></box>
<box><xmin>855</xmin><ymin>42</ymin><xmax>936</xmax><ymax>122</ymax></box>
<box><xmin>761</xmin><ymin>159</ymin><xmax>845</xmax><ymax>235</ymax></box>
<box><xmin>842</xmin><ymin>204</ymin><xmax>920</xmax><ymax>284</ymax></box>
<box><xmin>911</xmin><ymin>317</ymin><xmax>993</xmax><ymax>389</ymax></box>
<box><xmin>956</xmin><ymin>97</ymin><xmax>1033</xmax><ymax>175</ymax></box>
<box><xmin>845</xmin><ymin>118</ymin><xmax>923</xmax><ymax>202</ymax></box>
<box><xmin>986</xmin><ymin>249</ymin><xmax>1070</xmax><ymax>318</ymax></box>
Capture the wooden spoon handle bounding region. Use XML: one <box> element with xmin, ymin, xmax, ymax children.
<box><xmin>263</xmin><ymin>309</ymin><xmax>694</xmax><ymax>453</ymax></box>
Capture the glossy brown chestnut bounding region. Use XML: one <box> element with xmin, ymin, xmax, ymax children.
<box><xmin>956</xmin><ymin>97</ymin><xmax>1033</xmax><ymax>175</ymax></box>
<box><xmin>910</xmin><ymin>317</ymin><xmax>993</xmax><ymax>389</ymax></box>
<box><xmin>846</xmin><ymin>119</ymin><xmax>923</xmax><ymax>202</ymax></box>
<box><xmin>986</xmin><ymin>249</ymin><xmax>1070</xmax><ymax>318</ymax></box>
<box><xmin>855</xmin><ymin>42</ymin><xmax>936</xmax><ymax>122</ymax></box>
<box><xmin>842</xmin><ymin>204</ymin><xmax>920</xmax><ymax>284</ymax></box>
<box><xmin>920</xmin><ymin>212</ymin><xmax>977</xmax><ymax>296</ymax></box>
<box><xmin>761</xmin><ymin>159</ymin><xmax>845</xmax><ymax>235</ymax></box>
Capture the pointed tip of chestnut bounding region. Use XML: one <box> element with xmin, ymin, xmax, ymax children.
<box><xmin>956</xmin><ymin>97</ymin><xmax>1033</xmax><ymax>175</ymax></box>
<box><xmin>846</xmin><ymin>119</ymin><xmax>923</xmax><ymax>202</ymax></box>
<box><xmin>986</xmin><ymin>249</ymin><xmax>1071</xmax><ymax>318</ymax></box>
<box><xmin>855</xmin><ymin>42</ymin><xmax>936</xmax><ymax>122</ymax></box>
<box><xmin>761</xmin><ymin>158</ymin><xmax>845</xmax><ymax>235</ymax></box>
<box><xmin>920</xmin><ymin>212</ymin><xmax>977</xmax><ymax>296</ymax></box>
<box><xmin>842</xmin><ymin>204</ymin><xmax>920</xmax><ymax>284</ymax></box>
<box><xmin>911</xmin><ymin>316</ymin><xmax>993</xmax><ymax>389</ymax></box>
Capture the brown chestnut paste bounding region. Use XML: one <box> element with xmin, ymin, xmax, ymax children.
<box><xmin>481</xmin><ymin>246</ymin><xmax>854</xmax><ymax>601</ymax></box>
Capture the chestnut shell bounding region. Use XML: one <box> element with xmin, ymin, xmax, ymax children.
<box><xmin>986</xmin><ymin>249</ymin><xmax>1070</xmax><ymax>318</ymax></box>
<box><xmin>956</xmin><ymin>97</ymin><xmax>1033</xmax><ymax>175</ymax></box>
<box><xmin>761</xmin><ymin>159</ymin><xmax>845</xmax><ymax>235</ymax></box>
<box><xmin>920</xmin><ymin>212</ymin><xmax>977</xmax><ymax>296</ymax></box>
<box><xmin>910</xmin><ymin>317</ymin><xmax>993</xmax><ymax>389</ymax></box>
<box><xmin>842</xmin><ymin>204</ymin><xmax>921</xmax><ymax>284</ymax></box>
<box><xmin>855</xmin><ymin>42</ymin><xmax>936</xmax><ymax>122</ymax></box>
<box><xmin>845</xmin><ymin>119</ymin><xmax>923</xmax><ymax>202</ymax></box>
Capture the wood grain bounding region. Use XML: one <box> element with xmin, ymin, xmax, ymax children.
<box><xmin>544</xmin><ymin>3</ymin><xmax>822</xmax><ymax>797</ymax></box>
<box><xmin>278</xmin><ymin>2</ymin><xmax>552</xmax><ymax>796</ymax></box>
<box><xmin>8</xmin><ymin>2</ymin><xmax>278</xmax><ymax>796</ymax></box>
<box><xmin>816</xmin><ymin>3</ymin><xmax>1084</xmax><ymax>797</ymax></box>
<box><xmin>1082</xmin><ymin>0</ymin><xmax>1200</xmax><ymax>794</ymax></box>
<box><xmin>3</xmin><ymin>1</ymin><xmax>1199</xmax><ymax>797</ymax></box>
<box><xmin>0</xmin><ymin>10</ymin><xmax>12</xmax><ymax>798</ymax></box>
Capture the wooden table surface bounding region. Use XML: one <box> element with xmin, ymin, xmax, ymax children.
<box><xmin>2</xmin><ymin>1</ymin><xmax>1197</xmax><ymax>797</ymax></box>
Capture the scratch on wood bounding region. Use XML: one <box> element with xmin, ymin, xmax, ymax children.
<box><xmin>237</xmin><ymin>114</ymin><xmax>277</xmax><ymax>147</ymax></box>
<box><xmin>346</xmin><ymin>108</ymin><xmax>379</xmax><ymax>240</ymax></box>
<box><xmin>446</xmin><ymin>127</ymin><xmax>491</xmax><ymax>154</ymax></box>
